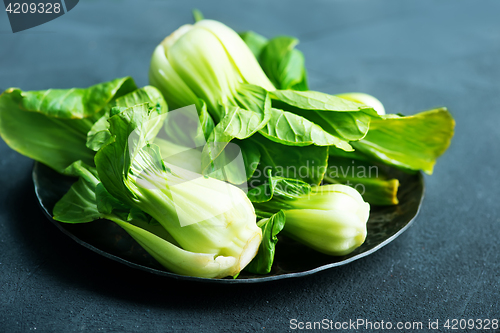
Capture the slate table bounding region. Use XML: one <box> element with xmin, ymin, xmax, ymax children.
<box><xmin>1</xmin><ymin>1</ymin><xmax>499</xmax><ymax>332</ymax></box>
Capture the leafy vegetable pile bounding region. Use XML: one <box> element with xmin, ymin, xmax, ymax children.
<box><xmin>0</xmin><ymin>13</ymin><xmax>454</xmax><ymax>279</ymax></box>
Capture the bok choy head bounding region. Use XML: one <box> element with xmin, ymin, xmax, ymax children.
<box><xmin>250</xmin><ymin>175</ymin><xmax>370</xmax><ymax>257</ymax></box>
<box><xmin>93</xmin><ymin>103</ymin><xmax>262</xmax><ymax>278</ymax></box>
<box><xmin>149</xmin><ymin>19</ymin><xmax>275</xmax><ymax>121</ymax></box>
<box><xmin>282</xmin><ymin>184</ymin><xmax>370</xmax><ymax>256</ymax></box>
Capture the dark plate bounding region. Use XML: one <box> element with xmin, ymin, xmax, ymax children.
<box><xmin>33</xmin><ymin>161</ymin><xmax>424</xmax><ymax>283</ymax></box>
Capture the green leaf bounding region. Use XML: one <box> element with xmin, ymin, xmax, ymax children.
<box><xmin>271</xmin><ymin>89</ymin><xmax>378</xmax><ymax>141</ymax></box>
<box><xmin>245</xmin><ymin>210</ymin><xmax>286</xmax><ymax>275</ymax></box>
<box><xmin>113</xmin><ymin>85</ymin><xmax>167</xmax><ymax>110</ymax></box>
<box><xmin>259</xmin><ymin>36</ymin><xmax>308</xmax><ymax>91</ymax></box>
<box><xmin>52</xmin><ymin>161</ymin><xmax>101</xmax><ymax>223</ymax></box>
<box><xmin>95</xmin><ymin>183</ymin><xmax>130</xmax><ymax>216</ymax></box>
<box><xmin>271</xmin><ymin>90</ymin><xmax>367</xmax><ymax>112</ymax></box>
<box><xmin>20</xmin><ymin>77</ymin><xmax>136</xmax><ymax>119</ymax></box>
<box><xmin>214</xmin><ymin>106</ymin><xmax>266</xmax><ymax>140</ymax></box>
<box><xmin>335</xmin><ymin>92</ymin><xmax>385</xmax><ymax>116</ymax></box>
<box><xmin>236</xmin><ymin>139</ymin><xmax>261</xmax><ymax>180</ymax></box>
<box><xmin>249</xmin><ymin>134</ymin><xmax>329</xmax><ymax>186</ymax></box>
<box><xmin>259</xmin><ymin>108</ymin><xmax>353</xmax><ymax>150</ymax></box>
<box><xmin>0</xmin><ymin>78</ymin><xmax>137</xmax><ymax>173</ymax></box>
<box><xmin>248</xmin><ymin>169</ymin><xmax>311</xmax><ymax>203</ymax></box>
<box><xmin>352</xmin><ymin>108</ymin><xmax>455</xmax><ymax>174</ymax></box>
<box><xmin>154</xmin><ymin>99</ymin><xmax>212</xmax><ymax>155</ymax></box>
<box><xmin>192</xmin><ymin>8</ymin><xmax>204</xmax><ymax>22</ymax></box>
<box><xmin>53</xmin><ymin>161</ymin><xmax>135</xmax><ymax>224</ymax></box>
<box><xmin>201</xmin><ymin>86</ymin><xmax>271</xmax><ymax>183</ymax></box>
<box><xmin>329</xmin><ymin>146</ymin><xmax>372</xmax><ymax>163</ymax></box>
<box><xmin>235</xmin><ymin>84</ymin><xmax>270</xmax><ymax>114</ymax></box>
<box><xmin>201</xmin><ymin>105</ymin><xmax>265</xmax><ymax>184</ymax></box>
<box><xmin>293</xmin><ymin>107</ymin><xmax>373</xmax><ymax>142</ymax></box>
<box><xmin>86</xmin><ymin>114</ymin><xmax>113</xmax><ymax>152</ymax></box>
<box><xmin>95</xmin><ymin>103</ymin><xmax>167</xmax><ymax>205</ymax></box>
<box><xmin>196</xmin><ymin>99</ymin><xmax>215</xmax><ymax>141</ymax></box>
<box><xmin>210</xmin><ymin>85</ymin><xmax>270</xmax><ymax>146</ymax></box>
<box><xmin>249</xmin><ymin>169</ymin><xmax>313</xmax><ymax>216</ymax></box>
<box><xmin>327</xmin><ymin>155</ymin><xmax>392</xmax><ymax>180</ymax></box>
<box><xmin>86</xmin><ymin>86</ymin><xmax>168</xmax><ymax>152</ymax></box>
<box><xmin>239</xmin><ymin>31</ymin><xmax>268</xmax><ymax>60</ymax></box>
<box><xmin>0</xmin><ymin>89</ymin><xmax>96</xmax><ymax>173</ymax></box>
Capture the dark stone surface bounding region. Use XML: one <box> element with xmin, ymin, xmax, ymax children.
<box><xmin>1</xmin><ymin>0</ymin><xmax>499</xmax><ymax>331</ymax></box>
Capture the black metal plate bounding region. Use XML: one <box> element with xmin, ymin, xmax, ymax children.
<box><xmin>33</xmin><ymin>161</ymin><xmax>424</xmax><ymax>283</ymax></box>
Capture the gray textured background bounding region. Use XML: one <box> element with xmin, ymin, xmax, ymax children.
<box><xmin>1</xmin><ymin>0</ymin><xmax>499</xmax><ymax>332</ymax></box>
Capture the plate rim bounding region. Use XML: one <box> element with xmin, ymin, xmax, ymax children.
<box><xmin>32</xmin><ymin>161</ymin><xmax>424</xmax><ymax>284</ymax></box>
